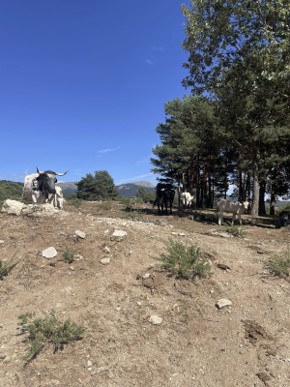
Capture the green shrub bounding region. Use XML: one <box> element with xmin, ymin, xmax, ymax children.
<box><xmin>0</xmin><ymin>260</ymin><xmax>17</xmax><ymax>280</ymax></box>
<box><xmin>225</xmin><ymin>225</ymin><xmax>246</xmax><ymax>238</ymax></box>
<box><xmin>267</xmin><ymin>250</ymin><xmax>290</xmax><ymax>277</ymax></box>
<box><xmin>158</xmin><ymin>239</ymin><xmax>211</xmax><ymax>279</ymax></box>
<box><xmin>18</xmin><ymin>311</ymin><xmax>85</xmax><ymax>364</ymax></box>
<box><xmin>63</xmin><ymin>248</ymin><xmax>77</xmax><ymax>264</ymax></box>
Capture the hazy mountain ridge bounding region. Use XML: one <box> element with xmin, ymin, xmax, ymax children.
<box><xmin>57</xmin><ymin>181</ymin><xmax>155</xmax><ymax>198</ymax></box>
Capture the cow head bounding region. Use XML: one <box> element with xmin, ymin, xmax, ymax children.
<box><xmin>35</xmin><ymin>168</ymin><xmax>68</xmax><ymax>199</ymax></box>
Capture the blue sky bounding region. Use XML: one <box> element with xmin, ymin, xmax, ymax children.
<box><xmin>0</xmin><ymin>0</ymin><xmax>190</xmax><ymax>185</ymax></box>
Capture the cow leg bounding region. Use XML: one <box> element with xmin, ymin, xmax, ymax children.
<box><xmin>218</xmin><ymin>212</ymin><xmax>222</xmax><ymax>226</ymax></box>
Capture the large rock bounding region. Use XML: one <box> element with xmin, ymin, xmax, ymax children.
<box><xmin>1</xmin><ymin>199</ymin><xmax>27</xmax><ymax>215</ymax></box>
<box><xmin>1</xmin><ymin>200</ymin><xmax>62</xmax><ymax>217</ymax></box>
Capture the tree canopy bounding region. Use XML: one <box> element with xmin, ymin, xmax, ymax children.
<box><xmin>151</xmin><ymin>0</ymin><xmax>290</xmax><ymax>215</ymax></box>
<box><xmin>76</xmin><ymin>171</ymin><xmax>118</xmax><ymax>201</ymax></box>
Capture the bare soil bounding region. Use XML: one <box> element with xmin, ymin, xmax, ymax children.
<box><xmin>1</xmin><ymin>201</ymin><xmax>290</xmax><ymax>387</ymax></box>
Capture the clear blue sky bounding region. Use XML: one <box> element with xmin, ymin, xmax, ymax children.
<box><xmin>0</xmin><ymin>0</ymin><xmax>190</xmax><ymax>185</ymax></box>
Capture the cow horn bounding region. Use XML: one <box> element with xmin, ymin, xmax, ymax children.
<box><xmin>54</xmin><ymin>171</ymin><xmax>68</xmax><ymax>176</ymax></box>
<box><xmin>36</xmin><ymin>168</ymin><xmax>68</xmax><ymax>176</ymax></box>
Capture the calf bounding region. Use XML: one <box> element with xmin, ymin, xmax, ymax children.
<box><xmin>154</xmin><ymin>183</ymin><xmax>175</xmax><ymax>214</ymax></box>
<box><xmin>216</xmin><ymin>199</ymin><xmax>249</xmax><ymax>226</ymax></box>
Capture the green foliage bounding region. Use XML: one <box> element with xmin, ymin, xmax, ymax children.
<box><xmin>158</xmin><ymin>239</ymin><xmax>211</xmax><ymax>279</ymax></box>
<box><xmin>0</xmin><ymin>260</ymin><xmax>17</xmax><ymax>280</ymax></box>
<box><xmin>280</xmin><ymin>203</ymin><xmax>290</xmax><ymax>212</ymax></box>
<box><xmin>0</xmin><ymin>180</ymin><xmax>23</xmax><ymax>205</ymax></box>
<box><xmin>136</xmin><ymin>187</ymin><xmax>155</xmax><ymax>203</ymax></box>
<box><xmin>225</xmin><ymin>226</ymin><xmax>246</xmax><ymax>238</ymax></box>
<box><xmin>63</xmin><ymin>248</ymin><xmax>77</xmax><ymax>264</ymax></box>
<box><xmin>180</xmin><ymin>0</ymin><xmax>290</xmax><ymax>215</ymax></box>
<box><xmin>267</xmin><ymin>249</ymin><xmax>290</xmax><ymax>277</ymax></box>
<box><xmin>18</xmin><ymin>311</ymin><xmax>85</xmax><ymax>364</ymax></box>
<box><xmin>76</xmin><ymin>171</ymin><xmax>118</xmax><ymax>201</ymax></box>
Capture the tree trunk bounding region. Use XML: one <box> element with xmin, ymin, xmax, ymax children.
<box><xmin>270</xmin><ymin>192</ymin><xmax>276</xmax><ymax>216</ymax></box>
<box><xmin>251</xmin><ymin>158</ymin><xmax>260</xmax><ymax>216</ymax></box>
<box><xmin>258</xmin><ymin>181</ymin><xmax>266</xmax><ymax>216</ymax></box>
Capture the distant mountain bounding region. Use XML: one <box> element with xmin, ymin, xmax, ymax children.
<box><xmin>57</xmin><ymin>181</ymin><xmax>155</xmax><ymax>198</ymax></box>
<box><xmin>57</xmin><ymin>182</ymin><xmax>78</xmax><ymax>198</ymax></box>
<box><xmin>117</xmin><ymin>182</ymin><xmax>155</xmax><ymax>198</ymax></box>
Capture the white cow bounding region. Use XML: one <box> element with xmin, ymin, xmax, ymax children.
<box><xmin>181</xmin><ymin>192</ymin><xmax>194</xmax><ymax>209</ymax></box>
<box><xmin>216</xmin><ymin>199</ymin><xmax>249</xmax><ymax>226</ymax></box>
<box><xmin>22</xmin><ymin>168</ymin><xmax>67</xmax><ymax>209</ymax></box>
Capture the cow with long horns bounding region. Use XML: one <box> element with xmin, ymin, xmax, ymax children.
<box><xmin>22</xmin><ymin>168</ymin><xmax>67</xmax><ymax>208</ymax></box>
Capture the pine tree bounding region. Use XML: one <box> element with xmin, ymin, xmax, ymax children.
<box><xmin>77</xmin><ymin>171</ymin><xmax>118</xmax><ymax>200</ymax></box>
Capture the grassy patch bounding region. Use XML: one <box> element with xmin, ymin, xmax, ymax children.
<box><xmin>0</xmin><ymin>259</ymin><xmax>17</xmax><ymax>280</ymax></box>
<box><xmin>267</xmin><ymin>250</ymin><xmax>290</xmax><ymax>277</ymax></box>
<box><xmin>63</xmin><ymin>248</ymin><xmax>77</xmax><ymax>264</ymax></box>
<box><xmin>18</xmin><ymin>311</ymin><xmax>85</xmax><ymax>364</ymax></box>
<box><xmin>98</xmin><ymin>200</ymin><xmax>113</xmax><ymax>211</ymax></box>
<box><xmin>225</xmin><ymin>225</ymin><xmax>246</xmax><ymax>238</ymax></box>
<box><xmin>158</xmin><ymin>239</ymin><xmax>211</xmax><ymax>280</ymax></box>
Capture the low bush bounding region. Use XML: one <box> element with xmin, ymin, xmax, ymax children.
<box><xmin>158</xmin><ymin>239</ymin><xmax>211</xmax><ymax>280</ymax></box>
<box><xmin>0</xmin><ymin>259</ymin><xmax>17</xmax><ymax>280</ymax></box>
<box><xmin>267</xmin><ymin>249</ymin><xmax>290</xmax><ymax>277</ymax></box>
<box><xmin>18</xmin><ymin>311</ymin><xmax>86</xmax><ymax>364</ymax></box>
<box><xmin>225</xmin><ymin>225</ymin><xmax>246</xmax><ymax>238</ymax></box>
<box><xmin>63</xmin><ymin>248</ymin><xmax>77</xmax><ymax>264</ymax></box>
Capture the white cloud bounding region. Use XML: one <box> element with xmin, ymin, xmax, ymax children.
<box><xmin>145</xmin><ymin>59</ymin><xmax>153</xmax><ymax>65</ymax></box>
<box><xmin>150</xmin><ymin>45</ymin><xmax>164</xmax><ymax>51</ymax></box>
<box><xmin>97</xmin><ymin>146</ymin><xmax>121</xmax><ymax>154</ymax></box>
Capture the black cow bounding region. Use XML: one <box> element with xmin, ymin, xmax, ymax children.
<box><xmin>154</xmin><ymin>183</ymin><xmax>175</xmax><ymax>214</ymax></box>
<box><xmin>278</xmin><ymin>210</ymin><xmax>290</xmax><ymax>228</ymax></box>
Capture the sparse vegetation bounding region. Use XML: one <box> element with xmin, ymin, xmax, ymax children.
<box><xmin>158</xmin><ymin>239</ymin><xmax>210</xmax><ymax>279</ymax></box>
<box><xmin>0</xmin><ymin>259</ymin><xmax>17</xmax><ymax>280</ymax></box>
<box><xmin>66</xmin><ymin>197</ymin><xmax>83</xmax><ymax>208</ymax></box>
<box><xmin>267</xmin><ymin>249</ymin><xmax>290</xmax><ymax>277</ymax></box>
<box><xmin>0</xmin><ymin>180</ymin><xmax>23</xmax><ymax>206</ymax></box>
<box><xmin>124</xmin><ymin>210</ymin><xmax>143</xmax><ymax>220</ymax></box>
<box><xmin>226</xmin><ymin>225</ymin><xmax>246</xmax><ymax>238</ymax></box>
<box><xmin>63</xmin><ymin>248</ymin><xmax>77</xmax><ymax>264</ymax></box>
<box><xmin>18</xmin><ymin>311</ymin><xmax>86</xmax><ymax>364</ymax></box>
<box><xmin>98</xmin><ymin>200</ymin><xmax>113</xmax><ymax>211</ymax></box>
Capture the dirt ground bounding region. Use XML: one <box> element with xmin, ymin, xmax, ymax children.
<box><xmin>1</xmin><ymin>200</ymin><xmax>290</xmax><ymax>387</ymax></box>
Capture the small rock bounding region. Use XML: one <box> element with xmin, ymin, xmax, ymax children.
<box><xmin>75</xmin><ymin>230</ymin><xmax>86</xmax><ymax>239</ymax></box>
<box><xmin>103</xmin><ymin>246</ymin><xmax>111</xmax><ymax>253</ymax></box>
<box><xmin>216</xmin><ymin>298</ymin><xmax>233</xmax><ymax>309</ymax></box>
<box><xmin>100</xmin><ymin>257</ymin><xmax>111</xmax><ymax>265</ymax></box>
<box><xmin>110</xmin><ymin>230</ymin><xmax>127</xmax><ymax>241</ymax></box>
<box><xmin>42</xmin><ymin>247</ymin><xmax>57</xmax><ymax>259</ymax></box>
<box><xmin>0</xmin><ymin>240</ymin><xmax>4</xmax><ymax>244</ymax></box>
<box><xmin>257</xmin><ymin>371</ymin><xmax>271</xmax><ymax>384</ymax></box>
<box><xmin>142</xmin><ymin>273</ymin><xmax>151</xmax><ymax>279</ymax></box>
<box><xmin>210</xmin><ymin>231</ymin><xmax>233</xmax><ymax>238</ymax></box>
<box><xmin>87</xmin><ymin>360</ymin><xmax>92</xmax><ymax>368</ymax></box>
<box><xmin>217</xmin><ymin>263</ymin><xmax>231</xmax><ymax>271</ymax></box>
<box><xmin>149</xmin><ymin>315</ymin><xmax>163</xmax><ymax>325</ymax></box>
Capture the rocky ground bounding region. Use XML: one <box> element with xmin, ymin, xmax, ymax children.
<box><xmin>0</xmin><ymin>200</ymin><xmax>290</xmax><ymax>387</ymax></box>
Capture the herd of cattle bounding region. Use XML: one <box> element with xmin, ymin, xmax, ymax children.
<box><xmin>21</xmin><ymin>171</ymin><xmax>289</xmax><ymax>227</ymax></box>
